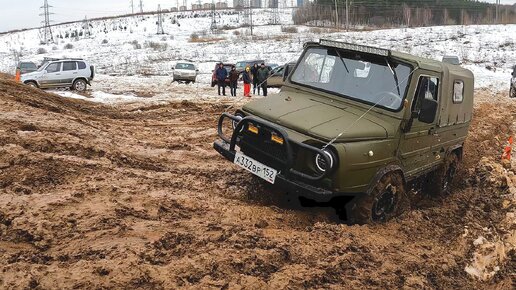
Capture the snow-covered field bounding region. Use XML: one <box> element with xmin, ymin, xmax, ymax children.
<box><xmin>0</xmin><ymin>9</ymin><xmax>515</xmax><ymax>103</ymax></box>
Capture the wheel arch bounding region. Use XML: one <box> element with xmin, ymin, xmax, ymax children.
<box><xmin>24</xmin><ymin>79</ymin><xmax>39</xmax><ymax>87</ymax></box>
<box><xmin>447</xmin><ymin>144</ymin><xmax>464</xmax><ymax>161</ymax></box>
<box><xmin>365</xmin><ymin>164</ymin><xmax>406</xmax><ymax>196</ymax></box>
<box><xmin>73</xmin><ymin>77</ymin><xmax>90</xmax><ymax>86</ymax></box>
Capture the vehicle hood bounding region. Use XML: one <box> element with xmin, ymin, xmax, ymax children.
<box><xmin>20</xmin><ymin>71</ymin><xmax>43</xmax><ymax>80</ymax></box>
<box><xmin>242</xmin><ymin>90</ymin><xmax>400</xmax><ymax>142</ymax></box>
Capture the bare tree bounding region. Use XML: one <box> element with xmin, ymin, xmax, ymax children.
<box><xmin>403</xmin><ymin>4</ymin><xmax>411</xmax><ymax>27</ymax></box>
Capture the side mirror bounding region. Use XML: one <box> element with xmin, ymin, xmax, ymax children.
<box><xmin>195</xmin><ymin>69</ymin><xmax>199</xmax><ymax>72</ymax></box>
<box><xmin>418</xmin><ymin>98</ymin><xmax>438</xmax><ymax>123</ymax></box>
<box><xmin>283</xmin><ymin>65</ymin><xmax>290</xmax><ymax>82</ymax></box>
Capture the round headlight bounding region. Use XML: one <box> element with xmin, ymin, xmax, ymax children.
<box><xmin>231</xmin><ymin>114</ymin><xmax>244</xmax><ymax>131</ymax></box>
<box><xmin>315</xmin><ymin>150</ymin><xmax>334</xmax><ymax>172</ymax></box>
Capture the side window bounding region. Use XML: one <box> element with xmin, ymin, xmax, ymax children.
<box><xmin>63</xmin><ymin>61</ymin><xmax>77</xmax><ymax>71</ymax></box>
<box><xmin>46</xmin><ymin>62</ymin><xmax>61</xmax><ymax>73</ymax></box>
<box><xmin>412</xmin><ymin>76</ymin><xmax>439</xmax><ymax>111</ymax></box>
<box><xmin>77</xmin><ymin>61</ymin><xmax>86</xmax><ymax>70</ymax></box>
<box><xmin>453</xmin><ymin>80</ymin><xmax>464</xmax><ymax>103</ymax></box>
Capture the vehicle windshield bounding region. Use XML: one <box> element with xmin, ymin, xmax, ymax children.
<box><xmin>290</xmin><ymin>47</ymin><xmax>412</xmax><ymax>111</ymax></box>
<box><xmin>37</xmin><ymin>62</ymin><xmax>48</xmax><ymax>71</ymax></box>
<box><xmin>235</xmin><ymin>62</ymin><xmax>246</xmax><ymax>69</ymax></box>
<box><xmin>176</xmin><ymin>63</ymin><xmax>195</xmax><ymax>70</ymax></box>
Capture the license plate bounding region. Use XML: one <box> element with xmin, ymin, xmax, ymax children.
<box><xmin>234</xmin><ymin>152</ymin><xmax>277</xmax><ymax>184</ymax></box>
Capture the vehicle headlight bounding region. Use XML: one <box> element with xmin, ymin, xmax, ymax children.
<box><xmin>315</xmin><ymin>150</ymin><xmax>334</xmax><ymax>172</ymax></box>
<box><xmin>231</xmin><ymin>113</ymin><xmax>244</xmax><ymax>131</ymax></box>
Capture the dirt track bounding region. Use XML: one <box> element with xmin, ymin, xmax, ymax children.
<box><xmin>0</xmin><ymin>78</ymin><xmax>514</xmax><ymax>289</ymax></box>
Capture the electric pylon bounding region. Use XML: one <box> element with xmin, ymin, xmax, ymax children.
<box><xmin>139</xmin><ymin>0</ymin><xmax>143</xmax><ymax>13</ymax></box>
<box><xmin>157</xmin><ymin>4</ymin><xmax>165</xmax><ymax>34</ymax></box>
<box><xmin>40</xmin><ymin>0</ymin><xmax>54</xmax><ymax>44</ymax></box>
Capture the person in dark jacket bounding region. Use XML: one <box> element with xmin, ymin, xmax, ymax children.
<box><xmin>228</xmin><ymin>65</ymin><xmax>239</xmax><ymax>97</ymax></box>
<box><xmin>242</xmin><ymin>66</ymin><xmax>252</xmax><ymax>97</ymax></box>
<box><xmin>257</xmin><ymin>63</ymin><xmax>271</xmax><ymax>97</ymax></box>
<box><xmin>251</xmin><ymin>63</ymin><xmax>260</xmax><ymax>95</ymax></box>
<box><xmin>215</xmin><ymin>62</ymin><xmax>228</xmax><ymax>96</ymax></box>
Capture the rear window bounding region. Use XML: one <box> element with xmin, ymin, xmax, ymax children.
<box><xmin>20</xmin><ymin>62</ymin><xmax>37</xmax><ymax>69</ymax></box>
<box><xmin>175</xmin><ymin>63</ymin><xmax>195</xmax><ymax>70</ymax></box>
<box><xmin>77</xmin><ymin>61</ymin><xmax>86</xmax><ymax>70</ymax></box>
<box><xmin>63</xmin><ymin>61</ymin><xmax>77</xmax><ymax>71</ymax></box>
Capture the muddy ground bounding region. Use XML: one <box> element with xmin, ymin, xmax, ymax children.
<box><xmin>0</xmin><ymin>78</ymin><xmax>514</xmax><ymax>289</ymax></box>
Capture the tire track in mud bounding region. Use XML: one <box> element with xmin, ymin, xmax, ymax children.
<box><xmin>0</xmin><ymin>78</ymin><xmax>514</xmax><ymax>289</ymax></box>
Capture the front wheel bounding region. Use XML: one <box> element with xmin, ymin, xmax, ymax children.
<box><xmin>25</xmin><ymin>81</ymin><xmax>38</xmax><ymax>88</ymax></box>
<box><xmin>72</xmin><ymin>79</ymin><xmax>87</xmax><ymax>92</ymax></box>
<box><xmin>351</xmin><ymin>173</ymin><xmax>405</xmax><ymax>224</ymax></box>
<box><xmin>510</xmin><ymin>86</ymin><xmax>516</xmax><ymax>98</ymax></box>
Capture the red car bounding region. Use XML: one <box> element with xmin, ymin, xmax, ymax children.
<box><xmin>211</xmin><ymin>63</ymin><xmax>234</xmax><ymax>87</ymax></box>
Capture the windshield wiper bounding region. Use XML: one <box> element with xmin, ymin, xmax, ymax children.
<box><xmin>386</xmin><ymin>58</ymin><xmax>401</xmax><ymax>96</ymax></box>
<box><xmin>335</xmin><ymin>49</ymin><xmax>350</xmax><ymax>74</ymax></box>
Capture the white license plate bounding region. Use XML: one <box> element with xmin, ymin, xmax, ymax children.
<box><xmin>234</xmin><ymin>152</ymin><xmax>277</xmax><ymax>184</ymax></box>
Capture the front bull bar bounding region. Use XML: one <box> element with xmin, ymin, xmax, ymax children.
<box><xmin>216</xmin><ymin>112</ymin><xmax>335</xmax><ymax>182</ymax></box>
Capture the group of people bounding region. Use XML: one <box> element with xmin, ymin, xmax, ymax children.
<box><xmin>214</xmin><ymin>62</ymin><xmax>271</xmax><ymax>97</ymax></box>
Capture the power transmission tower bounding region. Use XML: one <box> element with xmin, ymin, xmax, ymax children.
<box><xmin>271</xmin><ymin>0</ymin><xmax>279</xmax><ymax>24</ymax></box>
<box><xmin>210</xmin><ymin>0</ymin><xmax>217</xmax><ymax>31</ymax></box>
<box><xmin>83</xmin><ymin>16</ymin><xmax>91</xmax><ymax>37</ymax></box>
<box><xmin>130</xmin><ymin>0</ymin><xmax>134</xmax><ymax>14</ymax></box>
<box><xmin>139</xmin><ymin>0</ymin><xmax>143</xmax><ymax>13</ymax></box>
<box><xmin>157</xmin><ymin>4</ymin><xmax>165</xmax><ymax>34</ymax></box>
<box><xmin>40</xmin><ymin>0</ymin><xmax>54</xmax><ymax>44</ymax></box>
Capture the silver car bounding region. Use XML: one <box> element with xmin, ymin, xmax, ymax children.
<box><xmin>21</xmin><ymin>58</ymin><xmax>94</xmax><ymax>92</ymax></box>
<box><xmin>172</xmin><ymin>62</ymin><xmax>198</xmax><ymax>84</ymax></box>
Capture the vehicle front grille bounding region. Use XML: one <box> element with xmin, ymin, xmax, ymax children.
<box><xmin>238</xmin><ymin>125</ymin><xmax>295</xmax><ymax>171</ymax></box>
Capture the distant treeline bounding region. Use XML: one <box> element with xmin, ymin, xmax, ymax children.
<box><xmin>294</xmin><ymin>0</ymin><xmax>516</xmax><ymax>27</ymax></box>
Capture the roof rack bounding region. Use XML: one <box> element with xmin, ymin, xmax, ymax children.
<box><xmin>43</xmin><ymin>57</ymin><xmax>84</xmax><ymax>61</ymax></box>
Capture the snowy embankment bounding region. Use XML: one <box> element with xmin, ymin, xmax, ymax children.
<box><xmin>0</xmin><ymin>9</ymin><xmax>514</xmax><ymax>103</ymax></box>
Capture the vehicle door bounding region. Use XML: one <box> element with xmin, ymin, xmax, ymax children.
<box><xmin>61</xmin><ymin>61</ymin><xmax>78</xmax><ymax>86</ymax></box>
<box><xmin>398</xmin><ymin>73</ymin><xmax>441</xmax><ymax>177</ymax></box>
<box><xmin>38</xmin><ymin>62</ymin><xmax>62</xmax><ymax>88</ymax></box>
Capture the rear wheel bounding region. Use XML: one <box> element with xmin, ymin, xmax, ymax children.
<box><xmin>510</xmin><ymin>86</ymin><xmax>516</xmax><ymax>98</ymax></box>
<box><xmin>72</xmin><ymin>79</ymin><xmax>87</xmax><ymax>92</ymax></box>
<box><xmin>426</xmin><ymin>153</ymin><xmax>459</xmax><ymax>196</ymax></box>
<box><xmin>351</xmin><ymin>173</ymin><xmax>405</xmax><ymax>224</ymax></box>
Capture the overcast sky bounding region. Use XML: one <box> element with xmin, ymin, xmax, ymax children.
<box><xmin>0</xmin><ymin>0</ymin><xmax>515</xmax><ymax>33</ymax></box>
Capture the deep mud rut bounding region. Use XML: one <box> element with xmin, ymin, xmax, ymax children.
<box><xmin>0</xmin><ymin>78</ymin><xmax>514</xmax><ymax>289</ymax></box>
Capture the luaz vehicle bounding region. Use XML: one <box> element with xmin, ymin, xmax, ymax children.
<box><xmin>17</xmin><ymin>61</ymin><xmax>38</xmax><ymax>74</ymax></box>
<box><xmin>267</xmin><ymin>62</ymin><xmax>296</xmax><ymax>88</ymax></box>
<box><xmin>172</xmin><ymin>62</ymin><xmax>198</xmax><ymax>84</ymax></box>
<box><xmin>211</xmin><ymin>63</ymin><xmax>234</xmax><ymax>87</ymax></box>
<box><xmin>21</xmin><ymin>58</ymin><xmax>94</xmax><ymax>92</ymax></box>
<box><xmin>214</xmin><ymin>39</ymin><xmax>474</xmax><ymax>224</ymax></box>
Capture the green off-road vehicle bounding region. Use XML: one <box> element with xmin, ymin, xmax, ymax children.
<box><xmin>214</xmin><ymin>39</ymin><xmax>474</xmax><ymax>224</ymax></box>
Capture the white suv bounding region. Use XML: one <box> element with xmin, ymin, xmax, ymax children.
<box><xmin>21</xmin><ymin>58</ymin><xmax>94</xmax><ymax>92</ymax></box>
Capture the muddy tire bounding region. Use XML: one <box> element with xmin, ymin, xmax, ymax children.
<box><xmin>426</xmin><ymin>153</ymin><xmax>459</xmax><ymax>196</ymax></box>
<box><xmin>351</xmin><ymin>173</ymin><xmax>405</xmax><ymax>224</ymax></box>
<box><xmin>510</xmin><ymin>86</ymin><xmax>516</xmax><ymax>98</ymax></box>
<box><xmin>25</xmin><ymin>81</ymin><xmax>38</xmax><ymax>88</ymax></box>
<box><xmin>72</xmin><ymin>79</ymin><xmax>87</xmax><ymax>92</ymax></box>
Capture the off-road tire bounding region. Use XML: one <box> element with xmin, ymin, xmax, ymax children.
<box><xmin>426</xmin><ymin>153</ymin><xmax>459</xmax><ymax>196</ymax></box>
<box><xmin>351</xmin><ymin>173</ymin><xmax>405</xmax><ymax>224</ymax></box>
<box><xmin>510</xmin><ymin>86</ymin><xmax>516</xmax><ymax>98</ymax></box>
<box><xmin>72</xmin><ymin>79</ymin><xmax>87</xmax><ymax>92</ymax></box>
<box><xmin>25</xmin><ymin>81</ymin><xmax>38</xmax><ymax>88</ymax></box>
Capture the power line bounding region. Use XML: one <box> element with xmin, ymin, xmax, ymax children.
<box><xmin>40</xmin><ymin>0</ymin><xmax>54</xmax><ymax>44</ymax></box>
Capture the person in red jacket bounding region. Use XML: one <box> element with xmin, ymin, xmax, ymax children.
<box><xmin>242</xmin><ymin>66</ymin><xmax>252</xmax><ymax>97</ymax></box>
